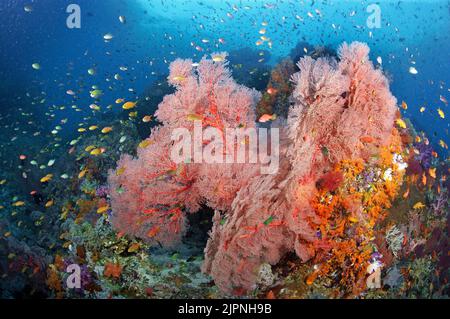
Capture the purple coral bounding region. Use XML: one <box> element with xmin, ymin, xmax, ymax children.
<box><xmin>414</xmin><ymin>141</ymin><xmax>433</xmax><ymax>169</ymax></box>
<box><xmin>95</xmin><ymin>185</ymin><xmax>109</xmax><ymax>198</ymax></box>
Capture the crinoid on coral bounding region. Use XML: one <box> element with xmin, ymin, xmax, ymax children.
<box><xmin>108</xmin><ymin>41</ymin><xmax>404</xmax><ymax>295</ymax></box>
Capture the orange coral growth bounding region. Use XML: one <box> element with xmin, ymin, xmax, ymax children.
<box><xmin>46</xmin><ymin>265</ymin><xmax>63</xmax><ymax>297</ymax></box>
<box><xmin>54</xmin><ymin>254</ymin><xmax>65</xmax><ymax>272</ymax></box>
<box><xmin>104</xmin><ymin>262</ymin><xmax>122</xmax><ymax>279</ymax></box>
<box><xmin>308</xmin><ymin>145</ymin><xmax>406</xmax><ymax>294</ymax></box>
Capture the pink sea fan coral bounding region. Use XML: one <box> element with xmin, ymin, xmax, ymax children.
<box><xmin>202</xmin><ymin>164</ymin><xmax>294</xmax><ymax>292</ymax></box>
<box><xmin>108</xmin><ymin>53</ymin><xmax>261</xmax><ymax>246</ymax></box>
<box><xmin>167</xmin><ymin>58</ymin><xmax>194</xmax><ymax>87</ymax></box>
<box><xmin>108</xmin><ymin>126</ymin><xmax>199</xmax><ymax>246</ymax></box>
<box><xmin>156</xmin><ymin>54</ymin><xmax>259</xmax><ymax>129</ymax></box>
<box><xmin>109</xmin><ymin>42</ymin><xmax>399</xmax><ymax>294</ymax></box>
<box><xmin>202</xmin><ymin>42</ymin><xmax>399</xmax><ymax>293</ymax></box>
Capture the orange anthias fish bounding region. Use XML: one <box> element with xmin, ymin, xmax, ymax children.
<box><xmin>127</xmin><ymin>243</ymin><xmax>140</xmax><ymax>253</ymax></box>
<box><xmin>422</xmin><ymin>173</ymin><xmax>427</xmax><ymax>186</ymax></box>
<box><xmin>258</xmin><ymin>113</ymin><xmax>277</xmax><ymax>123</ymax></box>
<box><xmin>122</xmin><ymin>101</ymin><xmax>136</xmax><ymax>110</ymax></box>
<box><xmin>142</xmin><ymin>115</ymin><xmax>152</xmax><ymax>123</ymax></box>
<box><xmin>101</xmin><ymin>127</ymin><xmax>113</xmax><ymax>134</ymax></box>
<box><xmin>12</xmin><ymin>201</ymin><xmax>25</xmax><ymax>207</ymax></box>
<box><xmin>45</xmin><ymin>200</ymin><xmax>54</xmax><ymax>208</ymax></box>
<box><xmin>147</xmin><ymin>226</ymin><xmax>160</xmax><ymax>238</ymax></box>
<box><xmin>429</xmin><ymin>168</ymin><xmax>436</xmax><ymax>179</ymax></box>
<box><xmin>116</xmin><ymin>231</ymin><xmax>125</xmax><ymax>239</ymax></box>
<box><xmin>40</xmin><ymin>174</ymin><xmax>53</xmax><ymax>183</ymax></box>
<box><xmin>266</xmin><ymin>87</ymin><xmax>278</xmax><ymax>95</ymax></box>
<box><xmin>403</xmin><ymin>188</ymin><xmax>410</xmax><ymax>199</ymax></box>
<box><xmin>401</xmin><ymin>100</ymin><xmax>408</xmax><ymax>110</ymax></box>
<box><xmin>359</xmin><ymin>136</ymin><xmax>375</xmax><ymax>143</ymax></box>
<box><xmin>97</xmin><ymin>206</ymin><xmax>109</xmax><ymax>214</ymax></box>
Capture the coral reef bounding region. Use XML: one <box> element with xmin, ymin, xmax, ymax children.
<box><xmin>3</xmin><ymin>40</ymin><xmax>445</xmax><ymax>299</ymax></box>
<box><xmin>107</xmin><ymin>42</ymin><xmax>411</xmax><ymax>295</ymax></box>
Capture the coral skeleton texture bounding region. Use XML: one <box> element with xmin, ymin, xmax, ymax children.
<box><xmin>108</xmin><ymin>42</ymin><xmax>400</xmax><ymax>294</ymax></box>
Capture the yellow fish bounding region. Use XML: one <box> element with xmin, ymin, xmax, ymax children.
<box><xmin>348</xmin><ymin>216</ymin><xmax>358</xmax><ymax>223</ymax></box>
<box><xmin>40</xmin><ymin>174</ymin><xmax>53</xmax><ymax>183</ymax></box>
<box><xmin>12</xmin><ymin>201</ymin><xmax>25</xmax><ymax>207</ymax></box>
<box><xmin>115</xmin><ymin>98</ymin><xmax>124</xmax><ymax>104</ymax></box>
<box><xmin>138</xmin><ymin>140</ymin><xmax>153</xmax><ymax>149</ymax></box>
<box><xmin>4</xmin><ymin>232</ymin><xmax>11</xmax><ymax>238</ymax></box>
<box><xmin>101</xmin><ymin>127</ymin><xmax>113</xmax><ymax>134</ymax></box>
<box><xmin>116</xmin><ymin>167</ymin><xmax>126</xmax><ymax>176</ymax></box>
<box><xmin>88</xmin><ymin>125</ymin><xmax>98</xmax><ymax>131</ymax></box>
<box><xmin>45</xmin><ymin>200</ymin><xmax>54</xmax><ymax>208</ymax></box>
<box><xmin>212</xmin><ymin>55</ymin><xmax>225</xmax><ymax>62</ymax></box>
<box><xmin>0</xmin><ymin>179</ymin><xmax>6</xmax><ymax>185</ymax></box>
<box><xmin>78</xmin><ymin>169</ymin><xmax>87</xmax><ymax>179</ymax></box>
<box><xmin>171</xmin><ymin>76</ymin><xmax>186</xmax><ymax>82</ymax></box>
<box><xmin>128</xmin><ymin>111</ymin><xmax>137</xmax><ymax>118</ymax></box>
<box><xmin>395</xmin><ymin>118</ymin><xmax>407</xmax><ymax>129</ymax></box>
<box><xmin>439</xmin><ymin>140</ymin><xmax>448</xmax><ymax>149</ymax></box>
<box><xmin>85</xmin><ymin>145</ymin><xmax>96</xmax><ymax>152</ymax></box>
<box><xmin>429</xmin><ymin>168</ymin><xmax>436</xmax><ymax>179</ymax></box>
<box><xmin>419</xmin><ymin>106</ymin><xmax>426</xmax><ymax>113</ymax></box>
<box><xmin>413</xmin><ymin>202</ymin><xmax>425</xmax><ymax>210</ymax></box>
<box><xmin>90</xmin><ymin>148</ymin><xmax>104</xmax><ymax>156</ymax></box>
<box><xmin>187</xmin><ymin>114</ymin><xmax>203</xmax><ymax>121</ymax></box>
<box><xmin>78</xmin><ymin>128</ymin><xmax>86</xmax><ymax>132</ymax></box>
<box><xmin>60</xmin><ymin>209</ymin><xmax>68</xmax><ymax>221</ymax></box>
<box><xmin>97</xmin><ymin>206</ymin><xmax>109</xmax><ymax>214</ymax></box>
<box><xmin>438</xmin><ymin>108</ymin><xmax>445</xmax><ymax>119</ymax></box>
<box><xmin>122</xmin><ymin>101</ymin><xmax>136</xmax><ymax>110</ymax></box>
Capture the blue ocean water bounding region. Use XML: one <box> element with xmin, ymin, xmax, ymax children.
<box><xmin>0</xmin><ymin>0</ymin><xmax>448</xmax><ymax>152</ymax></box>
